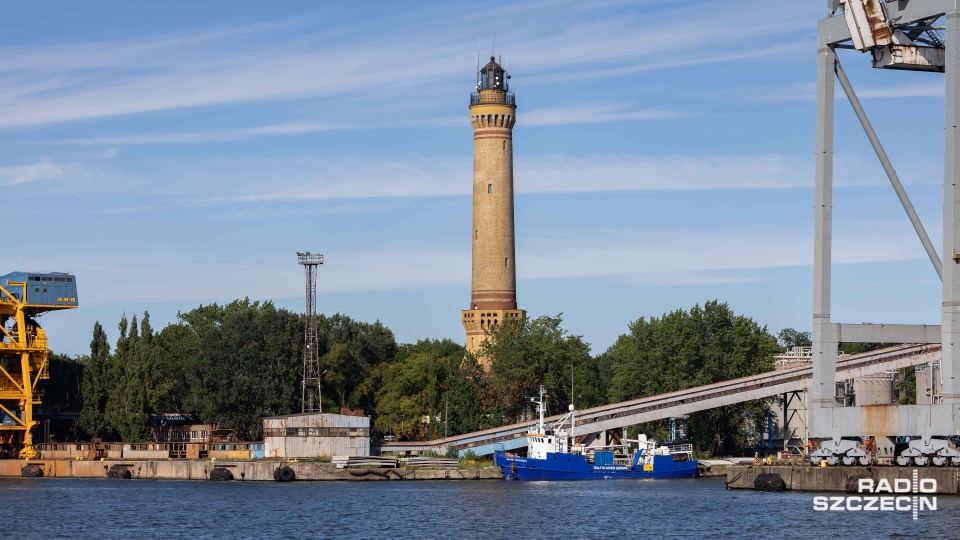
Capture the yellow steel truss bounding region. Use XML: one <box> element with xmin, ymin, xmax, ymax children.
<box><xmin>0</xmin><ymin>280</ymin><xmax>72</xmax><ymax>459</ymax></box>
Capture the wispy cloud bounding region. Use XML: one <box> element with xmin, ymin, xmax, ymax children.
<box><xmin>517</xmin><ymin>226</ymin><xmax>925</xmax><ymax>282</ymax></box>
<box><xmin>18</xmin><ymin>220</ymin><xmax>924</xmax><ymax>306</ymax></box>
<box><xmin>523</xmin><ymin>41</ymin><xmax>809</xmax><ymax>85</ymax></box>
<box><xmin>204</xmin><ymin>153</ymin><xmax>813</xmax><ymax>203</ymax></box>
<box><xmin>855</xmin><ymin>82</ymin><xmax>944</xmax><ymax>99</ymax></box>
<box><xmin>620</xmin><ymin>272</ymin><xmax>758</xmax><ymax>286</ymax></box>
<box><xmin>58</xmin><ymin>122</ymin><xmax>348</xmax><ymax>145</ymax></box>
<box><xmin>523</xmin><ymin>103</ymin><xmax>690</xmax><ymax>126</ymax></box>
<box><xmin>0</xmin><ymin>158</ymin><xmax>70</xmax><ymax>185</ymax></box>
<box><xmin>9</xmin><ymin>146</ymin><xmax>936</xmax><ymax>203</ymax></box>
<box><xmin>54</xmin><ymin>102</ymin><xmax>687</xmax><ymax>146</ymax></box>
<box><xmin>750</xmin><ymin>80</ymin><xmax>944</xmax><ymax>102</ymax></box>
<box><xmin>0</xmin><ymin>0</ymin><xmax>816</xmax><ymax>129</ymax></box>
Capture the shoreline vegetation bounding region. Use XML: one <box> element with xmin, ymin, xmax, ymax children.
<box><xmin>32</xmin><ymin>299</ymin><xmax>916</xmax><ymax>457</ymax></box>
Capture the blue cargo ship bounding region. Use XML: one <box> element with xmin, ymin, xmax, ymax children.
<box><xmin>495</xmin><ymin>387</ymin><xmax>698</xmax><ymax>481</ymax></box>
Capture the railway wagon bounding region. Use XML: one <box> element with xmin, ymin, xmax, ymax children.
<box><xmin>34</xmin><ymin>441</ymin><xmax>265</xmax><ymax>460</ymax></box>
<box><xmin>36</xmin><ymin>442</ymin><xmax>123</xmax><ymax>460</ymax></box>
<box><xmin>123</xmin><ymin>442</ymin><xmax>211</xmax><ymax>459</ymax></box>
<box><xmin>208</xmin><ymin>442</ymin><xmax>264</xmax><ymax>460</ymax></box>
<box><xmin>36</xmin><ymin>442</ymin><xmax>209</xmax><ymax>460</ymax></box>
<box><xmin>36</xmin><ymin>443</ymin><xmax>89</xmax><ymax>459</ymax></box>
<box><xmin>123</xmin><ymin>443</ymin><xmax>174</xmax><ymax>459</ymax></box>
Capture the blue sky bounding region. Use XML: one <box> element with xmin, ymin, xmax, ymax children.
<box><xmin>2</xmin><ymin>0</ymin><xmax>949</xmax><ymax>356</ymax></box>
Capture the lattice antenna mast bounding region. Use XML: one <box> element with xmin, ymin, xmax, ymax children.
<box><xmin>297</xmin><ymin>252</ymin><xmax>324</xmax><ymax>413</ymax></box>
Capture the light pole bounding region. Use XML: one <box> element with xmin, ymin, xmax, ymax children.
<box><xmin>319</xmin><ymin>369</ymin><xmax>328</xmax><ymax>414</ymax></box>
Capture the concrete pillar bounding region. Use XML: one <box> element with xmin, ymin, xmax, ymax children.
<box><xmin>943</xmin><ymin>11</ymin><xmax>960</xmax><ymax>403</ymax></box>
<box><xmin>813</xmin><ymin>44</ymin><xmax>839</xmax><ymax>411</ymax></box>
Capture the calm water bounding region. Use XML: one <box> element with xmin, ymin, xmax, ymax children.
<box><xmin>0</xmin><ymin>476</ymin><xmax>957</xmax><ymax>539</ymax></box>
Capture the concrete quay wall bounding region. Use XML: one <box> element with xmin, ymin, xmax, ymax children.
<box><xmin>0</xmin><ymin>460</ymin><xmax>503</xmax><ymax>482</ymax></box>
<box><xmin>726</xmin><ymin>465</ymin><xmax>960</xmax><ymax>494</ymax></box>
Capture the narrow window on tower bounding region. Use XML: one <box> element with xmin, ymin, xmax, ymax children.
<box><xmin>487</xmin><ymin>184</ymin><xmax>493</xmax><ymax>194</ymax></box>
<box><xmin>503</xmin><ymin>140</ymin><xmax>506</xmax><ymax>150</ymax></box>
<box><xmin>504</xmin><ymin>257</ymin><xmax>509</xmax><ymax>267</ymax></box>
<box><xmin>475</xmin><ymin>229</ymin><xmax>478</xmax><ymax>239</ymax></box>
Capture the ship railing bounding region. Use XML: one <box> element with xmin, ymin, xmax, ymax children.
<box><xmin>666</xmin><ymin>444</ymin><xmax>693</xmax><ymax>455</ymax></box>
<box><xmin>0</xmin><ymin>336</ymin><xmax>48</xmax><ymax>350</ymax></box>
<box><xmin>470</xmin><ymin>91</ymin><xmax>516</xmax><ymax>106</ymax></box>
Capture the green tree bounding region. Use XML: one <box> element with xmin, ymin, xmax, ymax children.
<box><xmin>481</xmin><ymin>314</ymin><xmax>596</xmax><ymax>426</ymax></box>
<box><xmin>42</xmin><ymin>353</ymin><xmax>85</xmax><ymax>441</ymax></box>
<box><xmin>73</xmin><ymin>301</ymin><xmax>401</xmax><ymax>442</ymax></box>
<box><xmin>105</xmin><ymin>313</ymin><xmax>150</xmax><ymax>441</ymax></box>
<box><xmin>173</xmin><ymin>299</ymin><xmax>305</xmax><ymax>439</ymax></box>
<box><xmin>374</xmin><ymin>339</ymin><xmax>463</xmax><ymax>440</ymax></box>
<box><xmin>79</xmin><ymin>322</ymin><xmax>111</xmax><ymax>438</ymax></box>
<box><xmin>777</xmin><ymin>328</ymin><xmax>811</xmax><ymax>348</ymax></box>
<box><xmin>316</xmin><ymin>314</ymin><xmax>398</xmax><ymax>415</ymax></box>
<box><xmin>321</xmin><ymin>343</ymin><xmax>361</xmax><ymax>411</ymax></box>
<box><xmin>44</xmin><ymin>354</ymin><xmax>84</xmax><ymax>412</ymax></box>
<box><xmin>840</xmin><ymin>342</ymin><xmax>890</xmax><ymax>355</ymax></box>
<box><xmin>896</xmin><ymin>367</ymin><xmax>918</xmax><ymax>405</ymax></box>
<box><xmin>147</xmin><ymin>322</ymin><xmax>199</xmax><ymax>415</ymax></box>
<box><xmin>605</xmin><ymin>301</ymin><xmax>779</xmax><ymax>456</ymax></box>
<box><xmin>445</xmin><ymin>353</ymin><xmax>489</xmax><ymax>436</ymax></box>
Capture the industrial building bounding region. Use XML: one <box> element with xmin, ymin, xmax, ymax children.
<box><xmin>263</xmin><ymin>412</ymin><xmax>370</xmax><ymax>459</ymax></box>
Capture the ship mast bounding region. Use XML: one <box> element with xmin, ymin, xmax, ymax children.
<box><xmin>570</xmin><ymin>364</ymin><xmax>575</xmax><ymax>444</ymax></box>
<box><xmin>536</xmin><ymin>385</ymin><xmax>546</xmax><ymax>434</ymax></box>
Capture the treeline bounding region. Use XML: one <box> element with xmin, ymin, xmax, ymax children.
<box><xmin>75</xmin><ymin>299</ymin><xmax>396</xmax><ymax>441</ymax></box>
<box><xmin>44</xmin><ymin>299</ymin><xmax>788</xmax><ymax>456</ymax></box>
<box><xmin>600</xmin><ymin>301</ymin><xmax>780</xmax><ymax>456</ymax></box>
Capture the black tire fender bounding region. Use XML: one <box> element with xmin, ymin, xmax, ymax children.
<box><xmin>275</xmin><ymin>466</ymin><xmax>295</xmax><ymax>482</ymax></box>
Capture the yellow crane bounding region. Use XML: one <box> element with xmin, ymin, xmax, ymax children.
<box><xmin>0</xmin><ymin>271</ymin><xmax>77</xmax><ymax>459</ymax></box>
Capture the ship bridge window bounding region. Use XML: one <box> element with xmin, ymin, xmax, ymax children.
<box><xmin>67</xmin><ymin>278</ymin><xmax>73</xmax><ymax>282</ymax></box>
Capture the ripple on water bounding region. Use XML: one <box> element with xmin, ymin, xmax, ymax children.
<box><xmin>0</xmin><ymin>476</ymin><xmax>958</xmax><ymax>539</ymax></box>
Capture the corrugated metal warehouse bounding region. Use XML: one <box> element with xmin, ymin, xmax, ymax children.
<box><xmin>263</xmin><ymin>413</ymin><xmax>370</xmax><ymax>458</ymax></box>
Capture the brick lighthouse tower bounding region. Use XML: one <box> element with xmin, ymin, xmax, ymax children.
<box><xmin>462</xmin><ymin>56</ymin><xmax>524</xmax><ymax>358</ymax></box>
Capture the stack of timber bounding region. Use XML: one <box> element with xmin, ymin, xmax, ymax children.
<box><xmin>333</xmin><ymin>456</ymin><xmax>399</xmax><ymax>469</ymax></box>
<box><xmin>400</xmin><ymin>457</ymin><xmax>459</xmax><ymax>469</ymax></box>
